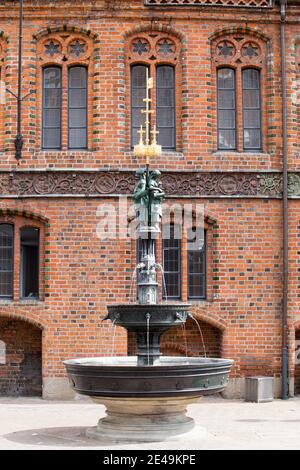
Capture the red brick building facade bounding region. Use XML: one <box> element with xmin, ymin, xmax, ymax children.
<box><xmin>0</xmin><ymin>0</ymin><xmax>299</xmax><ymax>399</ymax></box>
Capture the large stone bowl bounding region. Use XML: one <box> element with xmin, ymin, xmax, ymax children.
<box><xmin>64</xmin><ymin>356</ymin><xmax>233</xmax><ymax>442</ymax></box>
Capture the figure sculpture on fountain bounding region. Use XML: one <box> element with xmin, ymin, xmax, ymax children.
<box><xmin>133</xmin><ymin>168</ymin><xmax>165</xmax><ymax>235</ymax></box>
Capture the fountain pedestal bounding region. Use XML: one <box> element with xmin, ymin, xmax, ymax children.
<box><xmin>86</xmin><ymin>396</ymin><xmax>205</xmax><ymax>442</ymax></box>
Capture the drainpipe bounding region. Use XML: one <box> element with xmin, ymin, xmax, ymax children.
<box><xmin>15</xmin><ymin>0</ymin><xmax>24</xmax><ymax>160</ymax></box>
<box><xmin>280</xmin><ymin>0</ymin><xmax>289</xmax><ymax>400</ymax></box>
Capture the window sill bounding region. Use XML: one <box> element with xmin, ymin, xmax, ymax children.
<box><xmin>212</xmin><ymin>150</ymin><xmax>270</xmax><ymax>158</ymax></box>
<box><xmin>188</xmin><ymin>299</ymin><xmax>211</xmax><ymax>305</ymax></box>
<box><xmin>124</xmin><ymin>150</ymin><xmax>184</xmax><ymax>158</ymax></box>
<box><xmin>0</xmin><ymin>298</ymin><xmax>44</xmax><ymax>306</ymax></box>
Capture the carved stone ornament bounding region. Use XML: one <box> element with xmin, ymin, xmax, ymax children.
<box><xmin>0</xmin><ymin>171</ymin><xmax>298</xmax><ymax>198</ymax></box>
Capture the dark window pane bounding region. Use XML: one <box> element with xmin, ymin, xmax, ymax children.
<box><xmin>69</xmin><ymin>67</ymin><xmax>87</xmax><ymax>88</ymax></box>
<box><xmin>244</xmin><ymin>109</ymin><xmax>260</xmax><ymax>129</ymax></box>
<box><xmin>68</xmin><ymin>66</ymin><xmax>88</xmax><ymax>149</ymax></box>
<box><xmin>218</xmin><ymin>110</ymin><xmax>235</xmax><ymax>129</ymax></box>
<box><xmin>20</xmin><ymin>228</ymin><xmax>39</xmax><ymax>299</ymax></box>
<box><xmin>132</xmin><ymin>107</ymin><xmax>145</xmax><ymax>128</ymax></box>
<box><xmin>43</xmin><ymin>108</ymin><xmax>61</xmax><ymax>128</ymax></box>
<box><xmin>242</xmin><ymin>69</ymin><xmax>261</xmax><ymax>150</ymax></box>
<box><xmin>218</xmin><ymin>90</ymin><xmax>235</xmax><ymax>110</ymax></box>
<box><xmin>44</xmin><ymin>67</ymin><xmax>61</xmax><ymax>88</ymax></box>
<box><xmin>218</xmin><ymin>129</ymin><xmax>235</xmax><ymax>150</ymax></box>
<box><xmin>69</xmin><ymin>89</ymin><xmax>87</xmax><ymax>109</ymax></box>
<box><xmin>69</xmin><ymin>108</ymin><xmax>87</xmax><ymax>128</ymax></box>
<box><xmin>244</xmin><ymin>129</ymin><xmax>261</xmax><ymax>149</ymax></box>
<box><xmin>217</xmin><ymin>68</ymin><xmax>236</xmax><ymax>150</ymax></box>
<box><xmin>162</xmin><ymin>224</ymin><xmax>181</xmax><ymax>299</ymax></box>
<box><xmin>156</xmin><ymin>88</ymin><xmax>175</xmax><ymax>108</ymax></box>
<box><xmin>217</xmin><ymin>68</ymin><xmax>235</xmax><ymax>89</ymax></box>
<box><xmin>69</xmin><ymin>129</ymin><xmax>87</xmax><ymax>149</ymax></box>
<box><xmin>44</xmin><ymin>89</ymin><xmax>61</xmax><ymax>108</ymax></box>
<box><xmin>243</xmin><ymin>69</ymin><xmax>260</xmax><ymax>89</ymax></box>
<box><xmin>156</xmin><ymin>65</ymin><xmax>175</xmax><ymax>149</ymax></box>
<box><xmin>42</xmin><ymin>67</ymin><xmax>62</xmax><ymax>149</ymax></box>
<box><xmin>43</xmin><ymin>129</ymin><xmax>61</xmax><ymax>149</ymax></box>
<box><xmin>243</xmin><ymin>89</ymin><xmax>259</xmax><ymax>109</ymax></box>
<box><xmin>0</xmin><ymin>224</ymin><xmax>13</xmax><ymax>298</ymax></box>
<box><xmin>156</xmin><ymin>108</ymin><xmax>175</xmax><ymax>127</ymax></box>
<box><xmin>187</xmin><ymin>228</ymin><xmax>206</xmax><ymax>300</ymax></box>
<box><xmin>131</xmin><ymin>65</ymin><xmax>147</xmax><ymax>147</ymax></box>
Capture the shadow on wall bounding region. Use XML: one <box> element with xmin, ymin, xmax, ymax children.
<box><xmin>0</xmin><ymin>318</ymin><xmax>42</xmax><ymax>397</ymax></box>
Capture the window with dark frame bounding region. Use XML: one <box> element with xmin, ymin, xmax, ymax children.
<box><xmin>20</xmin><ymin>227</ymin><xmax>40</xmax><ymax>299</ymax></box>
<box><xmin>156</xmin><ymin>65</ymin><xmax>175</xmax><ymax>149</ymax></box>
<box><xmin>0</xmin><ymin>224</ymin><xmax>14</xmax><ymax>298</ymax></box>
<box><xmin>131</xmin><ymin>64</ymin><xmax>148</xmax><ymax>147</ymax></box>
<box><xmin>68</xmin><ymin>66</ymin><xmax>88</xmax><ymax>149</ymax></box>
<box><xmin>187</xmin><ymin>228</ymin><xmax>206</xmax><ymax>300</ymax></box>
<box><xmin>217</xmin><ymin>68</ymin><xmax>236</xmax><ymax>150</ymax></box>
<box><xmin>242</xmin><ymin>68</ymin><xmax>261</xmax><ymax>150</ymax></box>
<box><xmin>42</xmin><ymin>66</ymin><xmax>62</xmax><ymax>149</ymax></box>
<box><xmin>162</xmin><ymin>225</ymin><xmax>181</xmax><ymax>299</ymax></box>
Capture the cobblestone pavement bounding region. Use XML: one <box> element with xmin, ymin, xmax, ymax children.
<box><xmin>0</xmin><ymin>396</ymin><xmax>299</xmax><ymax>450</ymax></box>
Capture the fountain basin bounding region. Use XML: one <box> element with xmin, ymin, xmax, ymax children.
<box><xmin>64</xmin><ymin>356</ymin><xmax>233</xmax><ymax>398</ymax></box>
<box><xmin>64</xmin><ymin>356</ymin><xmax>233</xmax><ymax>442</ymax></box>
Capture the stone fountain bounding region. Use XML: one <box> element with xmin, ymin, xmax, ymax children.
<box><xmin>64</xmin><ymin>74</ymin><xmax>233</xmax><ymax>442</ymax></box>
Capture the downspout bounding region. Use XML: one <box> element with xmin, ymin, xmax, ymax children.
<box><xmin>15</xmin><ymin>0</ymin><xmax>23</xmax><ymax>160</ymax></box>
<box><xmin>280</xmin><ymin>0</ymin><xmax>289</xmax><ymax>399</ymax></box>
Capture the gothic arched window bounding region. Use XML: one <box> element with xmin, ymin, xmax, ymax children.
<box><xmin>127</xmin><ymin>33</ymin><xmax>181</xmax><ymax>151</ymax></box>
<box><xmin>38</xmin><ymin>32</ymin><xmax>93</xmax><ymax>150</ymax></box>
<box><xmin>213</xmin><ymin>35</ymin><xmax>264</xmax><ymax>152</ymax></box>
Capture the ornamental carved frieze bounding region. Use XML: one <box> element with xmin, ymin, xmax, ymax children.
<box><xmin>0</xmin><ymin>171</ymin><xmax>298</xmax><ymax>198</ymax></box>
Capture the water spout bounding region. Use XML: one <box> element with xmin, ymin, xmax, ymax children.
<box><xmin>188</xmin><ymin>313</ymin><xmax>207</xmax><ymax>358</ymax></box>
<box><xmin>181</xmin><ymin>323</ymin><xmax>188</xmax><ymax>359</ymax></box>
<box><xmin>111</xmin><ymin>319</ymin><xmax>117</xmax><ymax>357</ymax></box>
<box><xmin>155</xmin><ymin>263</ymin><xmax>168</xmax><ymax>302</ymax></box>
<box><xmin>146</xmin><ymin>313</ymin><xmax>151</xmax><ymax>366</ymax></box>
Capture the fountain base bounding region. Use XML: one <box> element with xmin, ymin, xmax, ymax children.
<box><xmin>86</xmin><ymin>396</ymin><xmax>205</xmax><ymax>442</ymax></box>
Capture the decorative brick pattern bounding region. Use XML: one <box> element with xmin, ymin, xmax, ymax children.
<box><xmin>145</xmin><ymin>0</ymin><xmax>273</xmax><ymax>7</ymax></box>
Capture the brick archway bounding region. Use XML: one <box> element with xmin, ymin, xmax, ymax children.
<box><xmin>161</xmin><ymin>318</ymin><xmax>222</xmax><ymax>358</ymax></box>
<box><xmin>128</xmin><ymin>318</ymin><xmax>223</xmax><ymax>358</ymax></box>
<box><xmin>0</xmin><ymin>317</ymin><xmax>42</xmax><ymax>397</ymax></box>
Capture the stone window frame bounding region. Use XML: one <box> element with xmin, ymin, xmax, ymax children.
<box><xmin>211</xmin><ymin>32</ymin><xmax>268</xmax><ymax>153</ymax></box>
<box><xmin>36</xmin><ymin>31</ymin><xmax>95</xmax><ymax>152</ymax></box>
<box><xmin>0</xmin><ymin>214</ymin><xmax>45</xmax><ymax>302</ymax></box>
<box><xmin>125</xmin><ymin>31</ymin><xmax>182</xmax><ymax>152</ymax></box>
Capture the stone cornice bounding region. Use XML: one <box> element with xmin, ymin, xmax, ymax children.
<box><xmin>0</xmin><ymin>170</ymin><xmax>299</xmax><ymax>198</ymax></box>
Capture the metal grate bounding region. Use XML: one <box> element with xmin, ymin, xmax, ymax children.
<box><xmin>145</xmin><ymin>0</ymin><xmax>273</xmax><ymax>8</ymax></box>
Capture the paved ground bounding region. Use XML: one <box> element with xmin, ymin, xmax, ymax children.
<box><xmin>0</xmin><ymin>396</ymin><xmax>300</xmax><ymax>450</ymax></box>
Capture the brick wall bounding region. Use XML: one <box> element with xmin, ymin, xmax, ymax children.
<box><xmin>0</xmin><ymin>318</ymin><xmax>42</xmax><ymax>397</ymax></box>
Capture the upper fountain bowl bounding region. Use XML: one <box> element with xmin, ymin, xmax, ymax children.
<box><xmin>105</xmin><ymin>303</ymin><xmax>191</xmax><ymax>331</ymax></box>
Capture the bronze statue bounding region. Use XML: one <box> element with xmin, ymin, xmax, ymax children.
<box><xmin>133</xmin><ymin>168</ymin><xmax>165</xmax><ymax>234</ymax></box>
